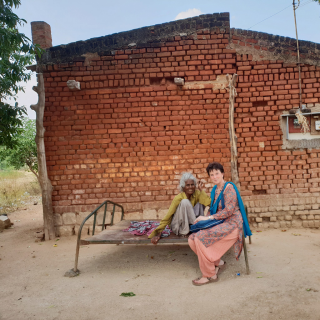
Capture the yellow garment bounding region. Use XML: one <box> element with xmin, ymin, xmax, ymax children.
<box><xmin>148</xmin><ymin>190</ymin><xmax>211</xmax><ymax>238</ymax></box>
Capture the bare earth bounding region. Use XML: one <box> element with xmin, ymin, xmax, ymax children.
<box><xmin>0</xmin><ymin>205</ymin><xmax>320</xmax><ymax>320</ymax></box>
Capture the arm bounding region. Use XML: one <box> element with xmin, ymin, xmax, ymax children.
<box><xmin>214</xmin><ymin>184</ymin><xmax>238</xmax><ymax>220</ymax></box>
<box><xmin>148</xmin><ymin>195</ymin><xmax>182</xmax><ymax>241</ymax></box>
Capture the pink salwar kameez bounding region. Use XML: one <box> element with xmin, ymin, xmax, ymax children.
<box><xmin>188</xmin><ymin>183</ymin><xmax>243</xmax><ymax>278</ymax></box>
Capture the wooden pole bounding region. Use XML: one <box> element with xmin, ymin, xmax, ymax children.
<box><xmin>293</xmin><ymin>0</ymin><xmax>302</xmax><ymax>109</ymax></box>
<box><xmin>227</xmin><ymin>74</ymin><xmax>240</xmax><ymax>192</ymax></box>
<box><xmin>31</xmin><ymin>73</ymin><xmax>55</xmax><ymax>240</ymax></box>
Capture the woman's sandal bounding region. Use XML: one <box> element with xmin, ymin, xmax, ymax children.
<box><xmin>192</xmin><ymin>276</ymin><xmax>219</xmax><ymax>286</ymax></box>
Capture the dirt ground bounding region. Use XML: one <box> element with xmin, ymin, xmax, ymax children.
<box><xmin>0</xmin><ymin>205</ymin><xmax>320</xmax><ymax>320</ymax></box>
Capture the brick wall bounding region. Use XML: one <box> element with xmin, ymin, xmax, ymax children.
<box><xmin>33</xmin><ymin>14</ymin><xmax>320</xmax><ymax>236</ymax></box>
<box><xmin>227</xmin><ymin>29</ymin><xmax>320</xmax><ymax>229</ymax></box>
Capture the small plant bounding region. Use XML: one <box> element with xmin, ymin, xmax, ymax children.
<box><xmin>295</xmin><ymin>110</ymin><xmax>310</xmax><ymax>134</ymax></box>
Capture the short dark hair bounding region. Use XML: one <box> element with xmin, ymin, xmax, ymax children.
<box><xmin>206</xmin><ymin>162</ymin><xmax>224</xmax><ymax>176</ymax></box>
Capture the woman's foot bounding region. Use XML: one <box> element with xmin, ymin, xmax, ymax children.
<box><xmin>192</xmin><ymin>267</ymin><xmax>219</xmax><ymax>286</ymax></box>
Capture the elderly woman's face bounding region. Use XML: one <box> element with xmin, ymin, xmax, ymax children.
<box><xmin>209</xmin><ymin>169</ymin><xmax>224</xmax><ymax>185</ymax></box>
<box><xmin>183</xmin><ymin>179</ymin><xmax>196</xmax><ymax>196</ymax></box>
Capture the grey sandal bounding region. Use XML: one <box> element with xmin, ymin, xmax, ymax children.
<box><xmin>192</xmin><ymin>276</ymin><xmax>219</xmax><ymax>286</ymax></box>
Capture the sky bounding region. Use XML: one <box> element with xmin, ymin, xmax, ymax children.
<box><xmin>9</xmin><ymin>0</ymin><xmax>320</xmax><ymax>119</ymax></box>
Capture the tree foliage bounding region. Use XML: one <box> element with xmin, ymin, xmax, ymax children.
<box><xmin>0</xmin><ymin>117</ymin><xmax>38</xmax><ymax>179</ymax></box>
<box><xmin>0</xmin><ymin>0</ymin><xmax>42</xmax><ymax>148</ymax></box>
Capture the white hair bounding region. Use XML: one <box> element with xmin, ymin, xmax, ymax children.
<box><xmin>179</xmin><ymin>172</ymin><xmax>197</xmax><ymax>192</ymax></box>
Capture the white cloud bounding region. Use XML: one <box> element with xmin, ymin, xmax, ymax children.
<box><xmin>175</xmin><ymin>8</ymin><xmax>203</xmax><ymax>21</ymax></box>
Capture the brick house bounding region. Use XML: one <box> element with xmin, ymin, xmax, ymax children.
<box><xmin>30</xmin><ymin>13</ymin><xmax>320</xmax><ymax>236</ymax></box>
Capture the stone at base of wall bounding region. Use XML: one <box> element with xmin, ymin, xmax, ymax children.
<box><xmin>56</xmin><ymin>226</ymin><xmax>75</xmax><ymax>237</ymax></box>
<box><xmin>53</xmin><ymin>195</ymin><xmax>320</xmax><ymax>236</ymax></box>
<box><xmin>251</xmin><ymin>219</ymin><xmax>319</xmax><ymax>229</ymax></box>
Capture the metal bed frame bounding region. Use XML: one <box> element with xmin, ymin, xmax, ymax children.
<box><xmin>68</xmin><ymin>200</ymin><xmax>251</xmax><ymax>276</ymax></box>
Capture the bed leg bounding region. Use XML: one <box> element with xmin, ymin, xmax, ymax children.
<box><xmin>64</xmin><ymin>225</ymin><xmax>82</xmax><ymax>277</ymax></box>
<box><xmin>243</xmin><ymin>230</ymin><xmax>250</xmax><ymax>275</ymax></box>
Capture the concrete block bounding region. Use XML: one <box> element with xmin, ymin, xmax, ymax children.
<box><xmin>263</xmin><ymin>222</ymin><xmax>270</xmax><ymax>229</ymax></box>
<box><xmin>142</xmin><ymin>201</ymin><xmax>170</xmax><ymax>211</ymax></box>
<box><xmin>256</xmin><ymin>217</ymin><xmax>262</xmax><ymax>222</ymax></box>
<box><xmin>308</xmin><ymin>215</ymin><xmax>315</xmax><ymax>220</ymax></box>
<box><xmin>312</xmin><ymin>204</ymin><xmax>319</xmax><ymax>210</ymax></box>
<box><xmin>62</xmin><ymin>212</ymin><xmax>76</xmax><ymax>225</ymax></box>
<box><xmin>76</xmin><ymin>225</ymin><xmax>90</xmax><ymax>236</ymax></box>
<box><xmin>290</xmin><ymin>206</ymin><xmax>298</xmax><ymax>210</ymax></box>
<box><xmin>300</xmin><ymin>215</ymin><xmax>307</xmax><ymax>220</ymax></box>
<box><xmin>308</xmin><ymin>220</ymin><xmax>315</xmax><ymax>227</ymax></box>
<box><xmin>273</xmin><ymin>221</ymin><xmax>280</xmax><ymax>229</ymax></box>
<box><xmin>285</xmin><ymin>221</ymin><xmax>292</xmax><ymax>227</ymax></box>
<box><xmin>302</xmin><ymin>221</ymin><xmax>309</xmax><ymax>228</ymax></box>
<box><xmin>112</xmin><ymin>213</ymin><xmax>122</xmax><ymax>224</ymax></box>
<box><xmin>0</xmin><ymin>215</ymin><xmax>12</xmax><ymax>228</ymax></box>
<box><xmin>285</xmin><ymin>215</ymin><xmax>292</xmax><ymax>221</ymax></box>
<box><xmin>76</xmin><ymin>212</ymin><xmax>92</xmax><ymax>225</ymax></box>
<box><xmin>314</xmin><ymin>215</ymin><xmax>320</xmax><ymax>220</ymax></box>
<box><xmin>54</xmin><ymin>214</ymin><xmax>63</xmax><ymax>226</ymax></box>
<box><xmin>157</xmin><ymin>209</ymin><xmax>168</xmax><ymax>219</ymax></box>
<box><xmin>314</xmin><ymin>221</ymin><xmax>320</xmax><ymax>228</ymax></box>
<box><xmin>305</xmin><ymin>197</ymin><xmax>314</xmax><ymax>204</ymax></box>
<box><xmin>310</xmin><ymin>209</ymin><xmax>320</xmax><ymax>215</ymax></box>
<box><xmin>280</xmin><ymin>221</ymin><xmax>286</xmax><ymax>228</ymax></box>
<box><xmin>260</xmin><ymin>212</ymin><xmax>272</xmax><ymax>217</ymax></box>
<box><xmin>56</xmin><ymin>226</ymin><xmax>75</xmax><ymax>237</ymax></box>
<box><xmin>95</xmin><ymin>212</ymin><xmax>113</xmax><ymax>225</ymax></box>
<box><xmin>270</xmin><ymin>217</ymin><xmax>277</xmax><ymax>222</ymax></box>
<box><xmin>124</xmin><ymin>212</ymin><xmax>143</xmax><ymax>220</ymax></box>
<box><xmin>295</xmin><ymin>210</ymin><xmax>309</xmax><ymax>215</ymax></box>
<box><xmin>123</xmin><ymin>202</ymin><xmax>142</xmax><ymax>212</ymax></box>
<box><xmin>292</xmin><ymin>220</ymin><xmax>303</xmax><ymax>228</ymax></box>
<box><xmin>143</xmin><ymin>209</ymin><xmax>157</xmax><ymax>219</ymax></box>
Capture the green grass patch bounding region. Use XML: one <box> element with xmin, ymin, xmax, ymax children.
<box><xmin>0</xmin><ymin>169</ymin><xmax>25</xmax><ymax>179</ymax></box>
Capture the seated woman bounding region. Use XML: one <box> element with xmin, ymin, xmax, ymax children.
<box><xmin>149</xmin><ymin>172</ymin><xmax>211</xmax><ymax>244</ymax></box>
<box><xmin>189</xmin><ymin>162</ymin><xmax>251</xmax><ymax>286</ymax></box>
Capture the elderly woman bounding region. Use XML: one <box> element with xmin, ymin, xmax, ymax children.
<box><xmin>149</xmin><ymin>172</ymin><xmax>211</xmax><ymax>244</ymax></box>
<box><xmin>189</xmin><ymin>162</ymin><xmax>251</xmax><ymax>286</ymax></box>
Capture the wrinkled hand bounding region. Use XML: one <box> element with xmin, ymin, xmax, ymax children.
<box><xmin>193</xmin><ymin>216</ymin><xmax>210</xmax><ymax>224</ymax></box>
<box><xmin>198</xmin><ymin>181</ymin><xmax>204</xmax><ymax>192</ymax></box>
<box><xmin>151</xmin><ymin>235</ymin><xmax>161</xmax><ymax>245</ymax></box>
